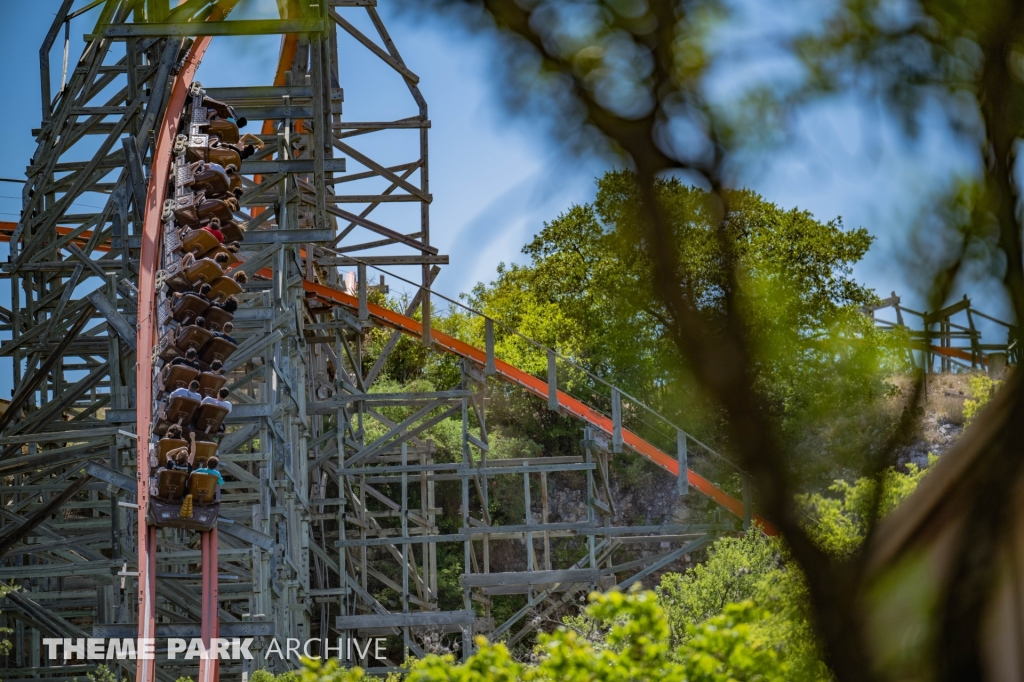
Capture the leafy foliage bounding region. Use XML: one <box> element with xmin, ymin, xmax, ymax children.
<box><xmin>462</xmin><ymin>171</ymin><xmax>904</xmax><ymax>489</ymax></box>
<box><xmin>249</xmin><ymin>670</ymin><xmax>302</xmax><ymax>682</ymax></box>
<box><xmin>657</xmin><ymin>530</ymin><xmax>825</xmax><ymax>680</ymax></box>
<box><xmin>797</xmin><ymin>460</ymin><xmax>936</xmax><ymax>557</ymax></box>
<box><xmin>680</xmin><ymin>601</ymin><xmax>791</xmax><ymax>682</ymax></box>
<box><xmin>963</xmin><ymin>374</ymin><xmax>1001</xmax><ymax>426</ymax></box>
<box><xmin>87</xmin><ymin>666</ymin><xmax>127</xmax><ymax>682</ymax></box>
<box><xmin>391</xmin><ymin>588</ymin><xmax>794</xmax><ymax>682</ymax></box>
<box><xmin>658</xmin><ymin>530</ymin><xmax>785</xmax><ymax>644</ymax></box>
<box><xmin>466</xmin><ymin>171</ymin><xmax>886</xmax><ymax>422</ymax></box>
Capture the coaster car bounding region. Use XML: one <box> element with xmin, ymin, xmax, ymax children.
<box><xmin>192</xmin><ymin>163</ymin><xmax>232</xmax><ymax>198</ymax></box>
<box><xmin>193</xmin><ymin>403</ymin><xmax>230</xmax><ymax>435</ymax></box>
<box><xmin>189</xmin><ymin>472</ymin><xmax>220</xmax><ymax>505</ymax></box>
<box><xmin>200</xmin><ymin>337</ymin><xmax>237</xmax><ymax>366</ymax></box>
<box><xmin>207</xmin><ymin>118</ymin><xmax>239</xmax><ymax>144</ymax></box>
<box><xmin>157</xmin><ymin>437</ymin><xmax>188</xmax><ymax>466</ymax></box>
<box><xmin>147</xmin><ymin>495</ymin><xmax>219</xmax><ymax>531</ymax></box>
<box><xmin>197</xmin><ymin>371</ymin><xmax>227</xmax><ymax>399</ymax></box>
<box><xmin>172</xmin><ymin>191</ymin><xmax>204</xmax><ymax>226</ymax></box>
<box><xmin>196</xmin><ymin>197</ymin><xmax>238</xmax><ymax>224</ymax></box>
<box><xmin>163</xmin><ymin>258</ymin><xmax>225</xmax><ymax>294</ymax></box>
<box><xmin>171</xmin><ymin>292</ymin><xmax>210</xmax><ymax>324</ymax></box>
<box><xmin>166</xmin><ymin>394</ymin><xmax>201</xmax><ymax>424</ymax></box>
<box><xmin>156</xmin><ymin>469</ymin><xmax>189</xmax><ymax>501</ymax></box>
<box><xmin>175</xmin><ymin>324</ymin><xmax>214</xmax><ymax>354</ymax></box>
<box><xmin>203</xmin><ymin>306</ymin><xmax>234</xmax><ymax>331</ymax></box>
<box><xmin>186</xmin><ymin>144</ymin><xmax>241</xmax><ymax>173</ymax></box>
<box><xmin>219</xmin><ymin>220</ymin><xmax>245</xmax><ymax>243</ymax></box>
<box><xmin>207</xmin><ymin>276</ymin><xmax>243</xmax><ymax>304</ymax></box>
<box><xmin>193</xmin><ymin>439</ymin><xmax>218</xmax><ymax>464</ymax></box>
<box><xmin>181</xmin><ymin>228</ymin><xmax>220</xmax><ymax>258</ymax></box>
<box><xmin>183</xmin><ymin>258</ymin><xmax>226</xmax><ymax>287</ymax></box>
<box><xmin>153</xmin><ymin>395</ymin><xmax>201</xmax><ymax>436</ymax></box>
<box><xmin>147</xmin><ymin>468</ymin><xmax>221</xmax><ymax>531</ymax></box>
<box><xmin>162</xmin><ymin>364</ymin><xmax>200</xmax><ymax>394</ymax></box>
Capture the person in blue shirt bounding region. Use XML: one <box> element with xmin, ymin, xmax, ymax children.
<box><xmin>192</xmin><ymin>456</ymin><xmax>224</xmax><ymax>485</ymax></box>
<box><xmin>169</xmin><ymin>380</ymin><xmax>202</xmax><ymax>402</ymax></box>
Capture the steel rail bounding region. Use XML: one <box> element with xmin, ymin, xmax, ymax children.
<box><xmin>136</xmin><ymin>30</ymin><xmax>215</xmax><ymax>682</ymax></box>
<box><xmin>135</xmin><ymin>9</ymin><xmax>286</xmax><ymax>680</ymax></box>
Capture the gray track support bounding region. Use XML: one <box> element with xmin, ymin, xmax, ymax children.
<box><xmin>98</xmin><ymin>19</ymin><xmax>326</xmax><ymax>38</ymax></box>
<box><xmin>93</xmin><ymin>622</ymin><xmax>276</xmax><ymax>638</ymax></box>
<box><xmin>86</xmin><ymin>289</ymin><xmax>137</xmax><ymax>350</ymax></box>
<box><xmin>677</xmin><ymin>429</ymin><xmax>689</xmax><ymax>495</ymax></box>
<box><xmin>548</xmin><ymin>350</ymin><xmax>558</xmax><ymax>410</ymax></box>
<box><xmin>337</xmin><ymin>611</ymin><xmax>475</xmax><ymax>630</ymax></box>
<box><xmin>611</xmin><ymin>387</ymin><xmax>623</xmax><ymax>453</ymax></box>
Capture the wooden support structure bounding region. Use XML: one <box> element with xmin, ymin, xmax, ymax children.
<box><xmin>868</xmin><ymin>292</ymin><xmax>1019</xmax><ymax>370</ymax></box>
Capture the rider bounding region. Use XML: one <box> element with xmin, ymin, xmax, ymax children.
<box><xmin>169</xmin><ymin>380</ymin><xmax>202</xmax><ymax>403</ymax></box>
<box><xmin>192</xmin><ymin>456</ymin><xmax>224</xmax><ymax>485</ymax></box>
<box><xmin>201</xmin><ymin>221</ymin><xmax>225</xmax><ymax>244</ymax></box>
<box><xmin>201</xmin><ymin>387</ymin><xmax>232</xmax><ymax>413</ymax></box>
<box><xmin>163</xmin><ymin>447</ymin><xmax>191</xmax><ymax>472</ymax></box>
<box><xmin>213</xmin><ymin>322</ymin><xmax>237</xmax><ymax>345</ymax></box>
<box><xmin>167</xmin><ymin>348</ymin><xmax>201</xmax><ymax>371</ymax></box>
<box><xmin>208</xmin><ymin>295</ymin><xmax>238</xmax><ymax>317</ymax></box>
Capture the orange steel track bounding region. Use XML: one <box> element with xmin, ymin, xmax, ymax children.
<box><xmin>134</xmin><ymin>14</ymin><xmax>293</xmax><ymax>681</ymax></box>
<box><xmin>134</xmin><ymin>34</ymin><xmax>212</xmax><ymax>682</ymax></box>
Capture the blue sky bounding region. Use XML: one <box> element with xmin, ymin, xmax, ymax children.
<box><xmin>0</xmin><ymin>1</ymin><xmax>1012</xmax><ymax>398</ymax></box>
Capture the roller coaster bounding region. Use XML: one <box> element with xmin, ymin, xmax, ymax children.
<box><xmin>0</xmin><ymin>2</ymin><xmax>1014</xmax><ymax>681</ymax></box>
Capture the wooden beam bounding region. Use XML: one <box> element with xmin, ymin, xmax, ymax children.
<box><xmin>97</xmin><ymin>18</ymin><xmax>325</xmax><ymax>38</ymax></box>
<box><xmin>0</xmin><ymin>475</ymin><xmax>94</xmax><ymax>557</ymax></box>
<box><xmin>336</xmin><ymin>610</ymin><xmax>474</xmax><ymax>630</ymax></box>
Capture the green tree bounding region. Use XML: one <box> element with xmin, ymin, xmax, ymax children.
<box><xmin>466</xmin><ymin>171</ymin><xmax>902</xmax><ymax>488</ymax></box>
<box><xmin>963</xmin><ymin>375</ymin><xmax>1002</xmax><ymax>426</ymax></box>
<box><xmin>657</xmin><ymin>530</ymin><xmax>825</xmax><ymax>681</ymax></box>
<box><xmin>680</xmin><ymin>602</ymin><xmax>791</xmax><ymax>682</ymax></box>
<box><xmin>657</xmin><ymin>530</ymin><xmax>785</xmax><ymax>644</ymax></box>
<box><xmin>249</xmin><ymin>669</ymin><xmax>304</xmax><ymax>682</ymax></box>
<box><xmin>468</xmin><ymin>171</ymin><xmax>885</xmax><ymax>422</ymax></box>
<box><xmin>87</xmin><ymin>665</ymin><xmax>127</xmax><ymax>682</ymax></box>
<box><xmin>798</xmin><ymin>461</ymin><xmax>936</xmax><ymax>558</ymax></box>
<box><xmin>395</xmin><ymin>588</ymin><xmax>791</xmax><ymax>682</ymax></box>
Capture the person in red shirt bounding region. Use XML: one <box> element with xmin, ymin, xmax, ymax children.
<box><xmin>201</xmin><ymin>223</ymin><xmax>225</xmax><ymax>243</ymax></box>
